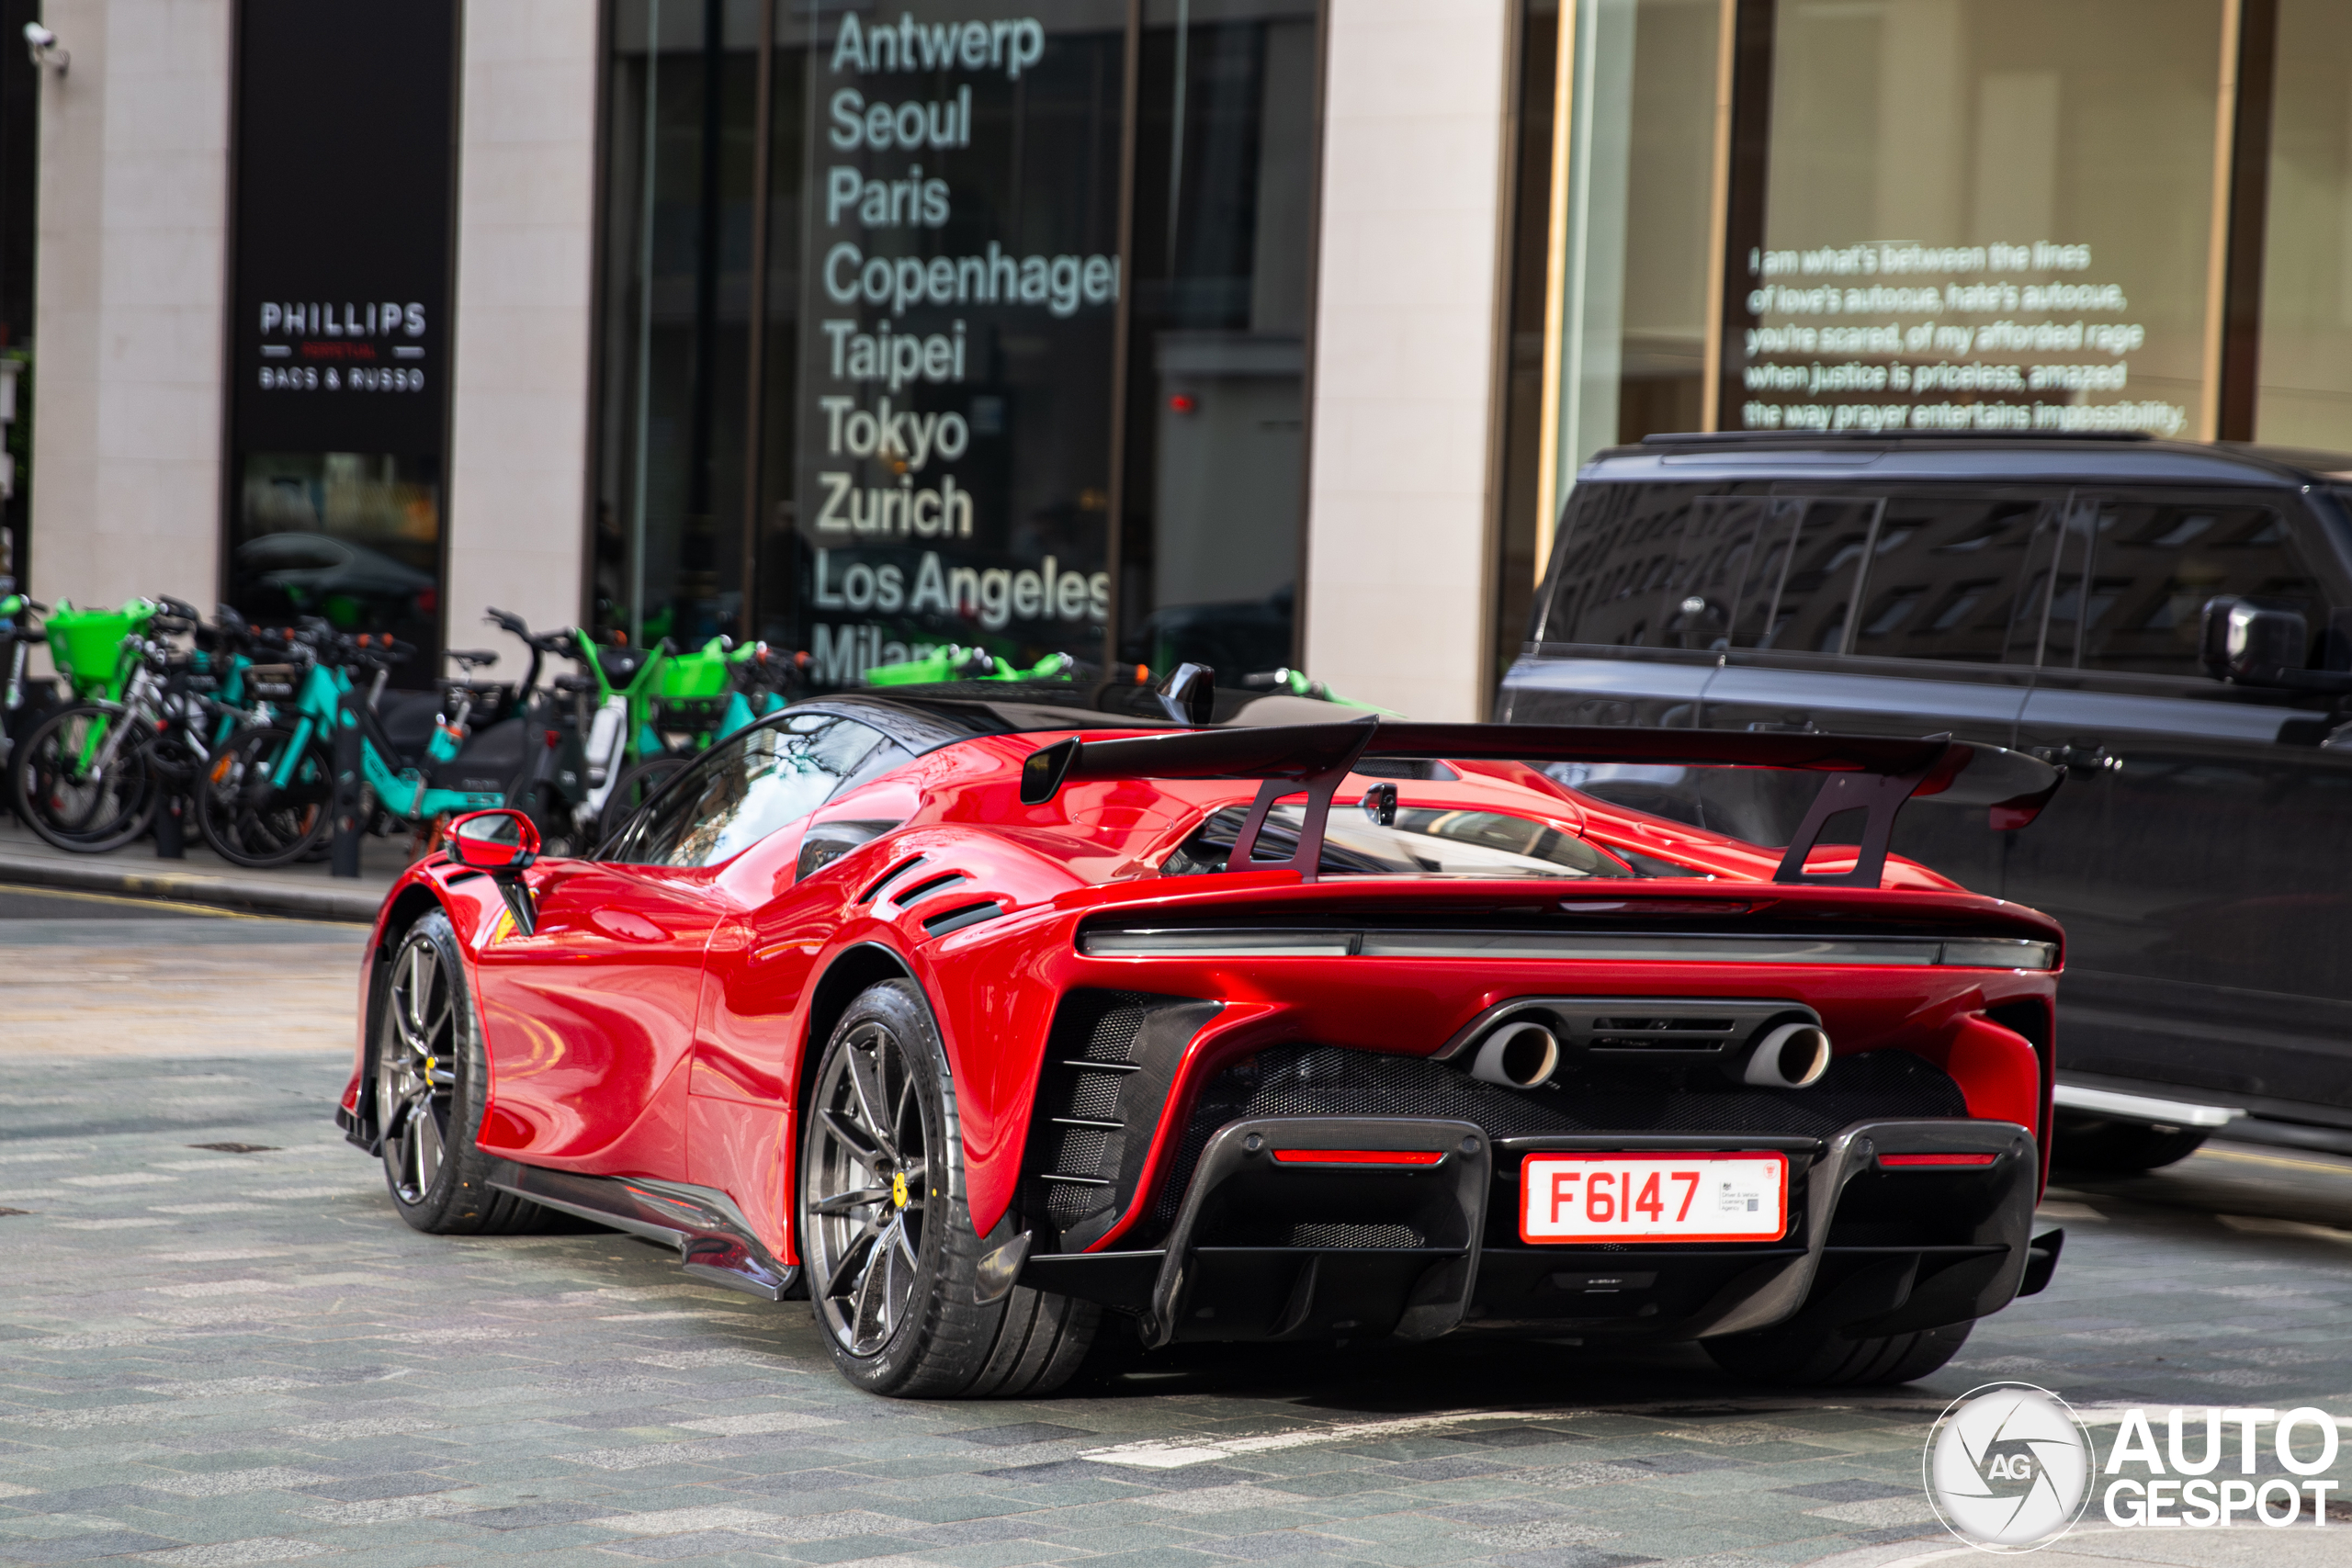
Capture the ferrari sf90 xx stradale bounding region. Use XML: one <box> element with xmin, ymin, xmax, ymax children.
<box><xmin>336</xmin><ymin>690</ymin><xmax>2069</xmax><ymax>1396</ymax></box>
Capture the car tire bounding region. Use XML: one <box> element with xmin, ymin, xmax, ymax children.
<box><xmin>799</xmin><ymin>978</ymin><xmax>1099</xmax><ymax>1398</ymax></box>
<box><xmin>1703</xmin><ymin>1320</ymin><xmax>1972</xmax><ymax>1387</ymax></box>
<box><xmin>2051</xmin><ymin>1115</ymin><xmax>2209</xmax><ymax>1174</ymax></box>
<box><xmin>374</xmin><ymin>910</ymin><xmax>551</xmax><ymax>1235</ymax></box>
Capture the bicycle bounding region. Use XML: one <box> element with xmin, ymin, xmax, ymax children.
<box><xmin>9</xmin><ymin>598</ymin><xmax>234</xmax><ymax>852</ymax></box>
<box><xmin>192</xmin><ymin>626</ymin><xmax>516</xmax><ymax>868</ymax></box>
<box><xmin>1</xmin><ymin>583</ymin><xmax>52</xmax><ymax>823</ymax></box>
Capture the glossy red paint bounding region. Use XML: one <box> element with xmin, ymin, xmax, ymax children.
<box><xmin>339</xmin><ymin>717</ymin><xmax>2064</xmax><ymax>1274</ymax></box>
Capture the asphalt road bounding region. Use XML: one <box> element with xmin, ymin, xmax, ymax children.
<box><xmin>4</xmin><ymin>889</ymin><xmax>2351</xmax><ymax>1567</ymax></box>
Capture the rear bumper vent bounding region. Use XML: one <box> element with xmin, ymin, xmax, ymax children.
<box><xmin>1020</xmin><ymin>990</ymin><xmax>1223</xmax><ymax>1251</ymax></box>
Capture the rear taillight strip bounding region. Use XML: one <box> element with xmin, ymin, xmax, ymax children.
<box><xmin>1078</xmin><ymin>928</ymin><xmax>2056</xmax><ymax>971</ymax></box>
<box><xmin>1879</xmin><ymin>1153</ymin><xmax>1999</xmax><ymax>1168</ymax></box>
<box><xmin>1271</xmin><ymin>1149</ymin><xmax>1446</xmax><ymax>1167</ymax></box>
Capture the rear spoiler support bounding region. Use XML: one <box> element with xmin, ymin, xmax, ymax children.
<box><xmin>1019</xmin><ymin>719</ymin><xmax>2061</xmax><ymax>886</ymax></box>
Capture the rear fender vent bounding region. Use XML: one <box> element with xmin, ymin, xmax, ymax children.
<box><xmin>892</xmin><ymin>871</ymin><xmax>969</xmax><ymax>908</ymax></box>
<box><xmin>922</xmin><ymin>900</ymin><xmax>1004</xmax><ymax>938</ymax></box>
<box><xmin>1020</xmin><ymin>989</ymin><xmax>1223</xmax><ymax>1251</ymax></box>
<box><xmin>858</xmin><ymin>853</ymin><xmax>926</xmax><ymax>905</ymax></box>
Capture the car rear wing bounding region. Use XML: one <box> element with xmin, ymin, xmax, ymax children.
<box><xmin>1017</xmin><ymin>718</ymin><xmax>2062</xmax><ymax>887</ymax></box>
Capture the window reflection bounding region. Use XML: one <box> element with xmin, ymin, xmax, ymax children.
<box><xmin>623</xmin><ymin>714</ymin><xmax>888</xmax><ymax>868</ymax></box>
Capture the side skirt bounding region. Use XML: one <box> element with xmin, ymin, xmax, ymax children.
<box><xmin>485</xmin><ymin>1159</ymin><xmax>799</xmax><ymax>1302</ymax></box>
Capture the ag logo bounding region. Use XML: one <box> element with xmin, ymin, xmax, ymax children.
<box><xmin>1923</xmin><ymin>1382</ymin><xmax>2094</xmax><ymax>1551</ymax></box>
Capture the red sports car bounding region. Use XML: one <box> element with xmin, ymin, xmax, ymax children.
<box><xmin>336</xmin><ymin>691</ymin><xmax>2067</xmax><ymax>1397</ymax></box>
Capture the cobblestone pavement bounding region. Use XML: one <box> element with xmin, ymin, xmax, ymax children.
<box><xmin>6</xmin><ymin>896</ymin><xmax>2352</xmax><ymax>1566</ymax></box>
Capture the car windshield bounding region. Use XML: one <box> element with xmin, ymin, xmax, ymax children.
<box><xmin>1162</xmin><ymin>803</ymin><xmax>1634</xmax><ymax>879</ymax></box>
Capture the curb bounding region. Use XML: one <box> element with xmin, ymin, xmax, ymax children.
<box><xmin>0</xmin><ymin>851</ymin><xmax>384</xmax><ymax>922</ymax></box>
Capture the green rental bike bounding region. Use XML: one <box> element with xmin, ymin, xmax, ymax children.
<box><xmin>7</xmin><ymin>597</ymin><xmax>252</xmax><ymax>852</ymax></box>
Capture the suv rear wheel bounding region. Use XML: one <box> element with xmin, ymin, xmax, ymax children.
<box><xmin>2052</xmin><ymin>1115</ymin><xmax>2209</xmax><ymax>1174</ymax></box>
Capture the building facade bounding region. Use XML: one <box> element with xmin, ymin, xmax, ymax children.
<box><xmin>17</xmin><ymin>1</ymin><xmax>2349</xmax><ymax>721</ymax></box>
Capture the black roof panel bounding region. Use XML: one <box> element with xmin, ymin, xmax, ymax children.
<box><xmin>1579</xmin><ymin>434</ymin><xmax>2349</xmax><ymax>488</ymax></box>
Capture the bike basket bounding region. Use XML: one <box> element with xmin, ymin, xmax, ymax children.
<box><xmin>44</xmin><ymin>600</ymin><xmax>154</xmax><ymax>697</ymax></box>
<box><xmin>243</xmin><ymin>664</ymin><xmax>302</xmax><ymax>701</ymax></box>
<box><xmin>655</xmin><ymin>647</ymin><xmax>732</xmax><ymax>698</ymax></box>
<box><xmin>650</xmin><ymin>695</ymin><xmax>728</xmax><ymax>733</ymax></box>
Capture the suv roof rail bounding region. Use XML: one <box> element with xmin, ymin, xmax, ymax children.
<box><xmin>1637</xmin><ymin>429</ymin><xmax>2155</xmax><ymax>446</ymax></box>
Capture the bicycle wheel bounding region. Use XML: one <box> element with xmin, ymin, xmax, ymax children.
<box><xmin>10</xmin><ymin>703</ymin><xmax>161</xmax><ymax>852</ymax></box>
<box><xmin>194</xmin><ymin>723</ymin><xmax>334</xmax><ymax>869</ymax></box>
<box><xmin>596</xmin><ymin>754</ymin><xmax>690</xmax><ymax>847</ymax></box>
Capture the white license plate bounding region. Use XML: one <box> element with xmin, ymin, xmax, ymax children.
<box><xmin>1519</xmin><ymin>1152</ymin><xmax>1789</xmax><ymax>1244</ymax></box>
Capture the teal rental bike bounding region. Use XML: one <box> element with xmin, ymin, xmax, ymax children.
<box><xmin>193</xmin><ymin>625</ymin><xmax>515</xmax><ymax>868</ymax></box>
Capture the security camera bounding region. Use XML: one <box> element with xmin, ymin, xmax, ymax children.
<box><xmin>24</xmin><ymin>23</ymin><xmax>67</xmax><ymax>74</ymax></box>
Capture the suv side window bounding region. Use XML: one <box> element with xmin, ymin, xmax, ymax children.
<box><xmin>1538</xmin><ymin>483</ymin><xmax>1702</xmax><ymax>647</ymax></box>
<box><xmin>1541</xmin><ymin>486</ymin><xmax>1876</xmax><ymax>653</ymax></box>
<box><xmin>616</xmin><ymin>714</ymin><xmax>889</xmax><ymax>868</ymax></box>
<box><xmin>1724</xmin><ymin>497</ymin><xmax>1880</xmax><ymax>653</ymax></box>
<box><xmin>1846</xmin><ymin>495</ymin><xmax>2047</xmax><ymax>664</ymax></box>
<box><xmin>2058</xmin><ymin>498</ymin><xmax>2328</xmax><ymax>676</ymax></box>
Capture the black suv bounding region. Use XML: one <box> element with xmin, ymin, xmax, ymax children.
<box><xmin>1500</xmin><ymin>431</ymin><xmax>2352</xmax><ymax>1171</ymax></box>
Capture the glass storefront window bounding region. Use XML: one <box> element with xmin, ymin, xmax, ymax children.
<box><xmin>1117</xmin><ymin>0</ymin><xmax>1319</xmax><ymax>678</ymax></box>
<box><xmin>1510</xmin><ymin>0</ymin><xmax>1721</xmax><ymax>676</ymax></box>
<box><xmin>1553</xmin><ymin>0</ymin><xmax>1720</xmax><ymax>470</ymax></box>
<box><xmin>1743</xmin><ymin>0</ymin><xmax>2221</xmax><ymax>443</ymax></box>
<box><xmin>596</xmin><ymin>0</ymin><xmax>768</xmax><ymax>649</ymax></box>
<box><xmin>2258</xmin><ymin>0</ymin><xmax>2352</xmax><ymax>450</ymax></box>
<box><xmin>597</xmin><ymin>1</ymin><xmax>1320</xmax><ymax>690</ymax></box>
<box><xmin>229</xmin><ymin>454</ymin><xmax>443</xmax><ymax>656</ymax></box>
<box><xmin>791</xmin><ymin>0</ymin><xmax>1126</xmax><ymax>685</ymax></box>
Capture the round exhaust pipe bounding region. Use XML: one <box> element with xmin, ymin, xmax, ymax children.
<box><xmin>1471</xmin><ymin>1020</ymin><xmax>1562</xmax><ymax>1089</ymax></box>
<box><xmin>1743</xmin><ymin>1022</ymin><xmax>1832</xmax><ymax>1089</ymax></box>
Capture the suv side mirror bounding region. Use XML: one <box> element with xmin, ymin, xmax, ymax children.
<box><xmin>2201</xmin><ymin>596</ymin><xmax>2309</xmax><ymax>684</ymax></box>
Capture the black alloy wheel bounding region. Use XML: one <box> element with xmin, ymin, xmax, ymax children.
<box><xmin>371</xmin><ymin>911</ymin><xmax>549</xmax><ymax>1235</ymax></box>
<box><xmin>805</xmin><ymin>1004</ymin><xmax>939</xmax><ymax>1360</ymax></box>
<box><xmin>798</xmin><ymin>980</ymin><xmax>1101</xmax><ymax>1397</ymax></box>
<box><xmin>379</xmin><ymin>925</ymin><xmax>458</xmax><ymax>1207</ymax></box>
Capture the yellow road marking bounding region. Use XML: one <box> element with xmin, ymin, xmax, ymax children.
<box><xmin>2196</xmin><ymin>1145</ymin><xmax>2352</xmax><ymax>1178</ymax></box>
<box><xmin>0</xmin><ymin>883</ymin><xmax>254</xmax><ymax>919</ymax></box>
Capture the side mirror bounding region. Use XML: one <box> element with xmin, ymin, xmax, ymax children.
<box><xmin>446</xmin><ymin>808</ymin><xmax>541</xmax><ymax>934</ymax></box>
<box><xmin>447</xmin><ymin>807</ymin><xmax>539</xmax><ymax>871</ymax></box>
<box><xmin>2201</xmin><ymin>596</ymin><xmax>2309</xmax><ymax>684</ymax></box>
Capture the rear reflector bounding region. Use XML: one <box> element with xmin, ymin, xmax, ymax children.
<box><xmin>1271</xmin><ymin>1149</ymin><xmax>1445</xmax><ymax>1167</ymax></box>
<box><xmin>1879</xmin><ymin>1153</ymin><xmax>1997</xmax><ymax>1168</ymax></box>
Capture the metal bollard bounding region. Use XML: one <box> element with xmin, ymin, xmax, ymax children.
<box><xmin>331</xmin><ymin>688</ymin><xmax>361</xmax><ymax>878</ymax></box>
<box><xmin>153</xmin><ymin>789</ymin><xmax>185</xmax><ymax>858</ymax></box>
